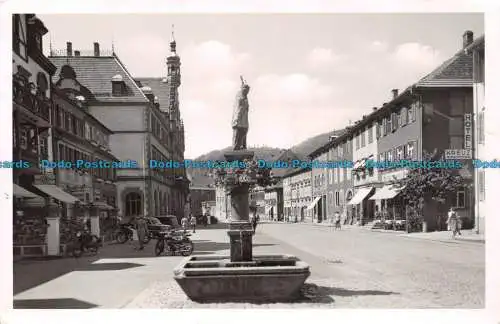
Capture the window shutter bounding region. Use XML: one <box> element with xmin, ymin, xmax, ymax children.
<box><xmin>401</xmin><ymin>107</ymin><xmax>407</xmax><ymax>126</ymax></box>
<box><xmin>478</xmin><ymin>111</ymin><xmax>485</xmax><ymax>144</ymax></box>
<box><xmin>392</xmin><ymin>113</ymin><xmax>398</xmax><ymax>132</ymax></box>
<box><xmin>478</xmin><ymin>169</ymin><xmax>485</xmax><ymax>201</ymax></box>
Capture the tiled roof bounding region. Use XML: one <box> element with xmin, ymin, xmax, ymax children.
<box><xmin>49</xmin><ymin>56</ymin><xmax>148</xmax><ymax>103</ymax></box>
<box><xmin>135</xmin><ymin>78</ymin><xmax>171</xmax><ymax>112</ymax></box>
<box><xmin>416</xmin><ymin>49</ymin><xmax>473</xmax><ymax>88</ymax></box>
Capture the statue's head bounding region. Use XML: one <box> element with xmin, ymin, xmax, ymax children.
<box><xmin>240</xmin><ymin>75</ymin><xmax>250</xmax><ymax>95</ymax></box>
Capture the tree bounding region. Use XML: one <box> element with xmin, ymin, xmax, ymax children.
<box><xmin>390</xmin><ymin>150</ymin><xmax>464</xmax><ymax>232</ymax></box>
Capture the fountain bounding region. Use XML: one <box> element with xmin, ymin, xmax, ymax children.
<box><xmin>173</xmin><ymin>76</ymin><xmax>310</xmax><ymax>302</ymax></box>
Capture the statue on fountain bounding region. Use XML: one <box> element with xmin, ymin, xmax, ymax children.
<box><xmin>231</xmin><ymin>76</ymin><xmax>250</xmax><ymax>151</ymax></box>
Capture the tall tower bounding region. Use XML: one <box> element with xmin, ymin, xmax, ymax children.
<box><xmin>166</xmin><ymin>25</ymin><xmax>181</xmax><ymax>123</ymax></box>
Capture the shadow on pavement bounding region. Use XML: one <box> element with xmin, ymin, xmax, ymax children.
<box><xmin>73</xmin><ymin>262</ymin><xmax>144</xmax><ymax>271</ymax></box>
<box><xmin>13</xmin><ymin>298</ymin><xmax>98</xmax><ymax>309</ymax></box>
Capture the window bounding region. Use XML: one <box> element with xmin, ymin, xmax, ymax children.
<box><xmin>478</xmin><ymin>111</ymin><xmax>485</xmax><ymax>144</ymax></box>
<box><xmin>455</xmin><ymin>190</ymin><xmax>466</xmax><ymax>208</ymax></box>
<box><xmin>112</xmin><ymin>82</ymin><xmax>125</xmax><ymax>96</ymax></box>
<box><xmin>387</xmin><ymin>150</ymin><xmax>393</xmax><ymax>162</ymax></box>
<box><xmin>355</xmin><ymin>134</ymin><xmax>360</xmax><ymax>150</ymax></box>
<box><xmin>329</xmin><ymin>169</ymin><xmax>333</xmax><ymax>184</ymax></box>
<box><xmin>333</xmin><ymin>168</ymin><xmax>337</xmax><ymax>184</ymax></box>
<box><xmin>391</xmin><ymin>113</ymin><xmax>398</xmax><ymax>132</ymax></box>
<box><xmin>379</xmin><ymin>153</ymin><xmax>384</xmax><ymax>162</ymax></box>
<box><xmin>368</xmin><ymin>125</ymin><xmax>373</xmax><ymax>143</ymax></box>
<box><xmin>84</xmin><ymin>123</ymin><xmax>91</xmax><ymax>139</ymax></box>
<box><xmin>408</xmin><ymin>106</ymin><xmax>415</xmax><ymax>123</ymax></box>
<box><xmin>34</xmin><ymin>33</ymin><xmax>42</xmax><ymax>51</ymax></box>
<box><xmin>361</xmin><ymin>129</ymin><xmax>366</xmax><ymax>147</ymax></box>
<box><xmin>396</xmin><ymin>146</ymin><xmax>404</xmax><ymax>161</ymax></box>
<box><xmin>382</xmin><ymin>118</ymin><xmax>388</xmax><ymax>136</ymax></box>
<box><xmin>71</xmin><ymin>117</ymin><xmax>78</xmax><ymax>134</ymax></box>
<box><xmin>336</xmin><ymin>167</ymin><xmax>340</xmax><ymax>183</ymax></box>
<box><xmin>20</xmin><ymin>128</ymin><xmax>28</xmax><ymax>149</ymax></box>
<box><xmin>13</xmin><ymin>15</ymin><xmax>27</xmax><ymax>60</ymax></box>
<box><xmin>36</xmin><ymin>73</ymin><xmax>48</xmax><ymax>97</ymax></box>
<box><xmin>346</xmin><ymin>166</ymin><xmax>351</xmax><ymax>180</ymax></box>
<box><xmin>449</xmin><ymin>117</ymin><xmax>463</xmax><ymax>136</ymax></box>
<box><xmin>340</xmin><ymin>168</ymin><xmax>345</xmax><ymax>182</ymax></box>
<box><xmin>400</xmin><ymin>107</ymin><xmax>408</xmax><ymax>126</ymax></box>
<box><xmin>406</xmin><ymin>142</ymin><xmax>415</xmax><ymax>160</ymax></box>
<box><xmin>337</xmin><ymin>145</ymin><xmax>342</xmax><ymax>158</ymax></box>
<box><xmin>125</xmin><ymin>192</ymin><xmax>142</xmax><ymax>216</ymax></box>
<box><xmin>376</xmin><ymin>120</ymin><xmax>382</xmax><ymax>138</ymax></box>
<box><xmin>450</xmin><ymin>136</ymin><xmax>463</xmax><ymax>149</ymax></box>
<box><xmin>329</xmin><ymin>191</ymin><xmax>334</xmax><ymax>207</ymax></box>
<box><xmin>368</xmin><ymin>167</ymin><xmax>374</xmax><ymax>177</ymax></box>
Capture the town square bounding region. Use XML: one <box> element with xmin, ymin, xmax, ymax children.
<box><xmin>9</xmin><ymin>12</ymin><xmax>488</xmax><ymax>310</ymax></box>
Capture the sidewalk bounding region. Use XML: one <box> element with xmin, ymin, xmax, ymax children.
<box><xmin>279</xmin><ymin>221</ymin><xmax>485</xmax><ymax>243</ymax></box>
<box><xmin>399</xmin><ymin>229</ymin><xmax>485</xmax><ymax>243</ymax></box>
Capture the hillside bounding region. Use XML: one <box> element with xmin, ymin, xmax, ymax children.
<box><xmin>188</xmin><ymin>129</ymin><xmax>346</xmax><ymax>187</ymax></box>
<box><xmin>187</xmin><ymin>146</ymin><xmax>284</xmax><ymax>187</ymax></box>
<box><xmin>290</xmin><ymin>129</ymin><xmax>346</xmax><ymax>157</ymax></box>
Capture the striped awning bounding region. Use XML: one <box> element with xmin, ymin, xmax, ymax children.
<box><xmin>34</xmin><ymin>185</ymin><xmax>80</xmax><ymax>204</ymax></box>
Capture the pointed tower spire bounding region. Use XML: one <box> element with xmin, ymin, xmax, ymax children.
<box><xmin>112</xmin><ymin>35</ymin><xmax>115</xmax><ymax>55</ymax></box>
<box><xmin>170</xmin><ymin>24</ymin><xmax>176</xmax><ymax>53</ymax></box>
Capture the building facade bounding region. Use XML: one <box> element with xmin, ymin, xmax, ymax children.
<box><xmin>51</xmin><ymin>87</ymin><xmax>119</xmax><ymax>245</ymax></box>
<box><xmin>49</xmin><ymin>36</ymin><xmax>188</xmax><ymax>221</ymax></box>
<box><xmin>12</xmin><ymin>14</ymin><xmax>61</xmax><ymax>257</ymax></box>
<box><xmin>264</xmin><ymin>182</ymin><xmax>283</xmax><ymax>221</ymax></box>
<box><xmin>215</xmin><ymin>186</ymin><xmax>231</xmax><ymax>222</ymax></box>
<box><xmin>283</xmin><ymin>167</ymin><xmax>312</xmax><ymax>222</ymax></box>
<box><xmin>467</xmin><ymin>36</ymin><xmax>485</xmax><ymax>234</ymax></box>
<box><xmin>189</xmin><ymin>186</ymin><xmax>216</xmax><ymax>217</ymax></box>
<box><xmin>308</xmin><ymin>150</ymin><xmax>328</xmax><ymax>223</ymax></box>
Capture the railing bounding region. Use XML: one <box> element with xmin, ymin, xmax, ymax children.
<box><xmin>13</xmin><ymin>78</ymin><xmax>51</xmax><ymax>122</ymax></box>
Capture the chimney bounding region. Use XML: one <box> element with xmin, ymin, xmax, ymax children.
<box><xmin>392</xmin><ymin>89</ymin><xmax>399</xmax><ymax>99</ymax></box>
<box><xmin>94</xmin><ymin>42</ymin><xmax>100</xmax><ymax>57</ymax></box>
<box><xmin>66</xmin><ymin>42</ymin><xmax>72</xmax><ymax>56</ymax></box>
<box><xmin>383</xmin><ymin>102</ymin><xmax>387</xmax><ymax>106</ymax></box>
<box><xmin>373</xmin><ymin>107</ymin><xmax>377</xmax><ymax>112</ymax></box>
<box><xmin>463</xmin><ymin>31</ymin><xmax>474</xmax><ymax>48</ymax></box>
<box><xmin>74</xmin><ymin>50</ymin><xmax>81</xmax><ymax>57</ymax></box>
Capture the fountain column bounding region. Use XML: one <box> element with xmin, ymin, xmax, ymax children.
<box><xmin>224</xmin><ymin>150</ymin><xmax>254</xmax><ymax>262</ymax></box>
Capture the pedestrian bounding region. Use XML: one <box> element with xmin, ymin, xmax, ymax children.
<box><xmin>329</xmin><ymin>213</ymin><xmax>335</xmax><ymax>230</ymax></box>
<box><xmin>135</xmin><ymin>215</ymin><xmax>148</xmax><ymax>250</ymax></box>
<box><xmin>446</xmin><ymin>207</ymin><xmax>459</xmax><ymax>239</ymax></box>
<box><xmin>251</xmin><ymin>214</ymin><xmax>258</xmax><ymax>233</ymax></box>
<box><xmin>190</xmin><ymin>215</ymin><xmax>197</xmax><ymax>233</ymax></box>
<box><xmin>335</xmin><ymin>211</ymin><xmax>341</xmax><ymax>230</ymax></box>
<box><xmin>181</xmin><ymin>215</ymin><xmax>188</xmax><ymax>232</ymax></box>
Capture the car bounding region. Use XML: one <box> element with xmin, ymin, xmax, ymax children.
<box><xmin>155</xmin><ymin>215</ymin><xmax>180</xmax><ymax>229</ymax></box>
<box><xmin>146</xmin><ymin>217</ymin><xmax>172</xmax><ymax>238</ymax></box>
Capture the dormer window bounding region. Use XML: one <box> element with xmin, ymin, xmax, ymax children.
<box><xmin>34</xmin><ymin>33</ymin><xmax>42</xmax><ymax>51</ymax></box>
<box><xmin>111</xmin><ymin>74</ymin><xmax>125</xmax><ymax>96</ymax></box>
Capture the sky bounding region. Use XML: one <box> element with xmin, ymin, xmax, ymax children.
<box><xmin>39</xmin><ymin>13</ymin><xmax>484</xmax><ymax>159</ymax></box>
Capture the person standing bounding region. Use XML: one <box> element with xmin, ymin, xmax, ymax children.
<box><xmin>181</xmin><ymin>215</ymin><xmax>188</xmax><ymax>232</ymax></box>
<box><xmin>335</xmin><ymin>211</ymin><xmax>341</xmax><ymax>230</ymax></box>
<box><xmin>446</xmin><ymin>207</ymin><xmax>459</xmax><ymax>239</ymax></box>
<box><xmin>190</xmin><ymin>215</ymin><xmax>197</xmax><ymax>233</ymax></box>
<box><xmin>135</xmin><ymin>215</ymin><xmax>148</xmax><ymax>250</ymax></box>
<box><xmin>251</xmin><ymin>214</ymin><xmax>258</xmax><ymax>234</ymax></box>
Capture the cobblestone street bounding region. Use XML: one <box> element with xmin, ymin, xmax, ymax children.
<box><xmin>14</xmin><ymin>223</ymin><xmax>484</xmax><ymax>309</ymax></box>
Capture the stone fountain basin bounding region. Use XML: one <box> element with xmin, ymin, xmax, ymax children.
<box><xmin>173</xmin><ymin>254</ymin><xmax>310</xmax><ymax>302</ymax></box>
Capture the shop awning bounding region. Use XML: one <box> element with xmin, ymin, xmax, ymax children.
<box><xmin>34</xmin><ymin>185</ymin><xmax>80</xmax><ymax>204</ymax></box>
<box><xmin>13</xmin><ymin>184</ymin><xmax>42</xmax><ymax>199</ymax></box>
<box><xmin>306</xmin><ymin>196</ymin><xmax>321</xmax><ymax>210</ymax></box>
<box><xmin>347</xmin><ymin>187</ymin><xmax>373</xmax><ymax>205</ymax></box>
<box><xmin>370</xmin><ymin>185</ymin><xmax>405</xmax><ymax>200</ymax></box>
<box><xmin>93</xmin><ymin>201</ymin><xmax>114</xmax><ymax>210</ymax></box>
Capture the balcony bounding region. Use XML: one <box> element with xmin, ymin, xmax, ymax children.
<box><xmin>13</xmin><ymin>77</ymin><xmax>51</xmax><ymax>126</ymax></box>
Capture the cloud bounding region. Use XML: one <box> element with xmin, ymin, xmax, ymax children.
<box><xmin>116</xmin><ymin>36</ymin><xmax>447</xmax><ymax>159</ymax></box>
<box><xmin>306</xmin><ymin>47</ymin><xmax>342</xmax><ymax>69</ymax></box>
<box><xmin>391</xmin><ymin>42</ymin><xmax>442</xmax><ymax>69</ymax></box>
<box><xmin>368</xmin><ymin>41</ymin><xmax>389</xmax><ymax>52</ymax></box>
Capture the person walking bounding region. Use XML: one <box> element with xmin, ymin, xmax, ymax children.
<box><xmin>190</xmin><ymin>215</ymin><xmax>197</xmax><ymax>233</ymax></box>
<box><xmin>446</xmin><ymin>207</ymin><xmax>459</xmax><ymax>239</ymax></box>
<box><xmin>135</xmin><ymin>215</ymin><xmax>148</xmax><ymax>250</ymax></box>
<box><xmin>335</xmin><ymin>211</ymin><xmax>341</xmax><ymax>230</ymax></box>
<box><xmin>181</xmin><ymin>215</ymin><xmax>188</xmax><ymax>232</ymax></box>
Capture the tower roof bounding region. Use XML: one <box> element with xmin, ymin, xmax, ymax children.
<box><xmin>170</xmin><ymin>24</ymin><xmax>177</xmax><ymax>55</ymax></box>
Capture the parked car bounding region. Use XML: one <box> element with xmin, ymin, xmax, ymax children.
<box><xmin>146</xmin><ymin>217</ymin><xmax>172</xmax><ymax>239</ymax></box>
<box><xmin>156</xmin><ymin>215</ymin><xmax>180</xmax><ymax>229</ymax></box>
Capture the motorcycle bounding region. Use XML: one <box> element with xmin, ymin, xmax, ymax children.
<box><xmin>116</xmin><ymin>224</ymin><xmax>151</xmax><ymax>244</ymax></box>
<box><xmin>72</xmin><ymin>230</ymin><xmax>102</xmax><ymax>258</ymax></box>
<box><xmin>155</xmin><ymin>230</ymin><xmax>193</xmax><ymax>256</ymax></box>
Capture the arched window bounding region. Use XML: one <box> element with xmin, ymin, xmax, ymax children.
<box><xmin>125</xmin><ymin>192</ymin><xmax>142</xmax><ymax>216</ymax></box>
<box><xmin>36</xmin><ymin>72</ymin><xmax>48</xmax><ymax>97</ymax></box>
